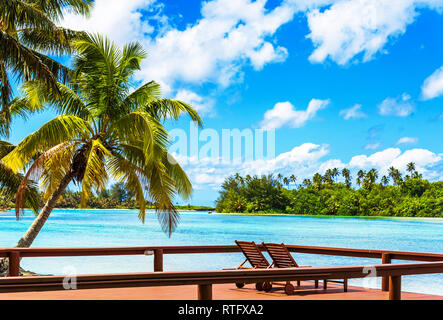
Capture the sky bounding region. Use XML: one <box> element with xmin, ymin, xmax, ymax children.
<box><xmin>9</xmin><ymin>0</ymin><xmax>443</xmax><ymax>206</ymax></box>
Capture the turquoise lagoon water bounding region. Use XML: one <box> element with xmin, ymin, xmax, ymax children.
<box><xmin>1</xmin><ymin>209</ymin><xmax>442</xmax><ymax>295</ymax></box>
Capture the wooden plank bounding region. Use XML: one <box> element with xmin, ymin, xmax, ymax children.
<box><xmin>1</xmin><ymin>261</ymin><xmax>442</xmax><ymax>295</ymax></box>
<box><xmin>0</xmin><ymin>244</ymin><xmax>441</xmax><ymax>262</ymax></box>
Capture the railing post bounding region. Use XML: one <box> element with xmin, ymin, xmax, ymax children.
<box><xmin>8</xmin><ymin>251</ymin><xmax>20</xmax><ymax>277</ymax></box>
<box><xmin>389</xmin><ymin>276</ymin><xmax>401</xmax><ymax>300</ymax></box>
<box><xmin>381</xmin><ymin>253</ymin><xmax>391</xmax><ymax>291</ymax></box>
<box><xmin>198</xmin><ymin>284</ymin><xmax>213</xmax><ymax>300</ymax></box>
<box><xmin>154</xmin><ymin>249</ymin><xmax>163</xmax><ymax>272</ymax></box>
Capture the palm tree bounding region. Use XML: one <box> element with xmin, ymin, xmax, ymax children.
<box><xmin>302</xmin><ymin>178</ymin><xmax>312</xmax><ymax>188</ymax></box>
<box><xmin>381</xmin><ymin>175</ymin><xmax>389</xmax><ymax>186</ymax></box>
<box><xmin>363</xmin><ymin>168</ymin><xmax>378</xmax><ymax>190</ymax></box>
<box><xmin>0</xmin><ymin>140</ymin><xmax>40</xmax><ymax>210</ymax></box>
<box><xmin>356</xmin><ymin>170</ymin><xmax>365</xmax><ymax>187</ymax></box>
<box><xmin>313</xmin><ymin>173</ymin><xmax>322</xmax><ymax>190</ymax></box>
<box><xmin>412</xmin><ymin>171</ymin><xmax>423</xmax><ymax>179</ymax></box>
<box><xmin>331</xmin><ymin>167</ymin><xmax>339</xmax><ymax>182</ymax></box>
<box><xmin>282</xmin><ymin>177</ymin><xmax>289</xmax><ymax>187</ymax></box>
<box><xmin>2</xmin><ymin>34</ymin><xmax>203</xmax><ymax>250</ymax></box>
<box><xmin>0</xmin><ymin>100</ymin><xmax>42</xmax><ymax>213</ymax></box>
<box><xmin>289</xmin><ymin>174</ymin><xmax>296</xmax><ymax>186</ymax></box>
<box><xmin>406</xmin><ymin>162</ymin><xmax>416</xmax><ymax>174</ymax></box>
<box><xmin>323</xmin><ymin>169</ymin><xmax>333</xmax><ymax>184</ymax></box>
<box><xmin>388</xmin><ymin>166</ymin><xmax>402</xmax><ymax>186</ymax></box>
<box><xmin>0</xmin><ymin>140</ymin><xmax>41</xmax><ymax>273</ymax></box>
<box><xmin>341</xmin><ymin>168</ymin><xmax>351</xmax><ymax>188</ymax></box>
<box><xmin>367</xmin><ymin>169</ymin><xmax>378</xmax><ymax>184</ymax></box>
<box><xmin>0</xmin><ymin>0</ymin><xmax>93</xmax><ymax>135</ymax></box>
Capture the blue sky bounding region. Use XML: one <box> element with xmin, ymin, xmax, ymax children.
<box><xmin>9</xmin><ymin>0</ymin><xmax>443</xmax><ymax>206</ymax></box>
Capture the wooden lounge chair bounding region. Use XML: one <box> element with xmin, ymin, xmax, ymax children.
<box><xmin>262</xmin><ymin>242</ymin><xmax>348</xmax><ymax>294</ymax></box>
<box><xmin>233</xmin><ymin>240</ymin><xmax>271</xmax><ymax>290</ymax></box>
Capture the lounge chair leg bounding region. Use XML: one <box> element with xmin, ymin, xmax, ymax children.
<box><xmin>255</xmin><ymin>282</ymin><xmax>264</xmax><ymax>291</ymax></box>
<box><xmin>263</xmin><ymin>282</ymin><xmax>272</xmax><ymax>292</ymax></box>
<box><xmin>344</xmin><ymin>279</ymin><xmax>348</xmax><ymax>292</ymax></box>
<box><xmin>284</xmin><ymin>282</ymin><xmax>295</xmax><ymax>295</ymax></box>
<box><xmin>315</xmin><ymin>280</ymin><xmax>319</xmax><ymax>288</ymax></box>
<box><xmin>323</xmin><ymin>279</ymin><xmax>327</xmax><ymax>289</ymax></box>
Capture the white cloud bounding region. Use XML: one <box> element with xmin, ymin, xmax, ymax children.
<box><xmin>421</xmin><ymin>65</ymin><xmax>443</xmax><ymax>100</ymax></box>
<box><xmin>175</xmin><ymin>142</ymin><xmax>331</xmax><ymax>188</ymax></box>
<box><xmin>339</xmin><ymin>104</ymin><xmax>367</xmax><ymax>120</ymax></box>
<box><xmin>390</xmin><ymin>148</ymin><xmax>441</xmax><ymax>171</ymax></box>
<box><xmin>62</xmin><ymin>0</ymin><xmax>159</xmax><ymax>44</ymax></box>
<box><xmin>364</xmin><ymin>142</ymin><xmax>381</xmax><ymax>150</ymax></box>
<box><xmin>349</xmin><ymin>147</ymin><xmax>442</xmax><ymax>178</ymax></box>
<box><xmin>62</xmin><ymin>0</ymin><xmax>296</xmax><ymax>96</ymax></box>
<box><xmin>396</xmin><ymin>136</ymin><xmax>419</xmax><ymax>145</ymax></box>
<box><xmin>377</xmin><ymin>93</ymin><xmax>414</xmax><ymax>117</ymax></box>
<box><xmin>136</xmin><ymin>0</ymin><xmax>295</xmax><ymax>93</ymax></box>
<box><xmin>174</xmin><ymin>143</ymin><xmax>442</xmax><ymax>189</ymax></box>
<box><xmin>61</xmin><ymin>0</ymin><xmax>443</xmax><ymax>102</ymax></box>
<box><xmin>305</xmin><ymin>0</ymin><xmax>443</xmax><ymax>65</ymax></box>
<box><xmin>350</xmin><ymin>148</ymin><xmax>401</xmax><ymax>169</ymax></box>
<box><xmin>174</xmin><ymin>89</ymin><xmax>215</xmax><ymax>116</ymax></box>
<box><xmin>260</xmin><ymin>99</ymin><xmax>330</xmax><ymax>130</ymax></box>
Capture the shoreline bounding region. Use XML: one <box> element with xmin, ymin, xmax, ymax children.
<box><xmin>214</xmin><ymin>212</ymin><xmax>443</xmax><ymax>221</ymax></box>
<box><xmin>2</xmin><ymin>208</ymin><xmax>442</xmax><ymax>221</ymax></box>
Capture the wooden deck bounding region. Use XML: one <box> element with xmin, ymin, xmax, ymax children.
<box><xmin>0</xmin><ymin>281</ymin><xmax>441</xmax><ymax>300</ymax></box>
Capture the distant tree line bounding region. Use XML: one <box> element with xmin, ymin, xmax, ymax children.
<box><xmin>215</xmin><ymin>162</ymin><xmax>443</xmax><ymax>217</ymax></box>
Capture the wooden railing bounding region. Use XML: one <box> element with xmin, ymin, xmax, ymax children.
<box><xmin>1</xmin><ymin>245</ymin><xmax>442</xmax><ymax>300</ymax></box>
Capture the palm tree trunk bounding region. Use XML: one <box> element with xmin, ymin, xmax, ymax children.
<box><xmin>15</xmin><ymin>169</ymin><xmax>76</xmax><ymax>248</ymax></box>
<box><xmin>0</xmin><ymin>168</ymin><xmax>76</xmax><ymax>275</ymax></box>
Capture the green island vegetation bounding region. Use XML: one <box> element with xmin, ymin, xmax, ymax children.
<box><xmin>215</xmin><ymin>164</ymin><xmax>443</xmax><ymax>217</ymax></box>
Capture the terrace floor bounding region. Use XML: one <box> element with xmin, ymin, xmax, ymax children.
<box><xmin>0</xmin><ymin>280</ymin><xmax>441</xmax><ymax>300</ymax></box>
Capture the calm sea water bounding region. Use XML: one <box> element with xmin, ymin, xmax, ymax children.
<box><xmin>1</xmin><ymin>209</ymin><xmax>442</xmax><ymax>295</ymax></box>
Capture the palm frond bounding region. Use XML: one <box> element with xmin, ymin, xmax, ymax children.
<box><xmin>118</xmin><ymin>41</ymin><xmax>147</xmax><ymax>80</ymax></box>
<box><xmin>0</xmin><ymin>140</ymin><xmax>16</xmax><ymax>158</ymax></box>
<box><xmin>110</xmin><ymin>111</ymin><xmax>169</xmax><ymax>158</ymax></box>
<box><xmin>147</xmin><ymin>162</ymin><xmax>179</xmax><ymax>236</ymax></box>
<box><xmin>121</xmin><ymin>81</ymin><xmax>161</xmax><ymax>112</ymax></box>
<box><xmin>18</xmin><ymin>27</ymin><xmax>85</xmax><ymax>56</ymax></box>
<box><xmin>2</xmin><ymin>115</ymin><xmax>91</xmax><ymax>172</ymax></box>
<box><xmin>21</xmin><ymin>80</ymin><xmax>90</xmax><ymax>118</ymax></box>
<box><xmin>107</xmin><ymin>152</ymin><xmax>147</xmax><ymax>222</ymax></box>
<box><xmin>32</xmin><ymin>0</ymin><xmax>93</xmax><ymax>21</ymax></box>
<box><xmin>0</xmin><ymin>163</ymin><xmax>40</xmax><ymax>217</ymax></box>
<box><xmin>163</xmin><ymin>152</ymin><xmax>193</xmax><ymax>200</ymax></box>
<box><xmin>0</xmin><ymin>30</ymin><xmax>59</xmax><ymax>87</ymax></box>
<box><xmin>1</xmin><ymin>0</ymin><xmax>56</xmax><ymax>32</ymax></box>
<box><xmin>144</xmin><ymin>98</ymin><xmax>203</xmax><ymax>126</ymax></box>
<box><xmin>40</xmin><ymin>142</ymin><xmax>76</xmax><ymax>201</ymax></box>
<box><xmin>80</xmin><ymin>139</ymin><xmax>110</xmax><ymax>207</ymax></box>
